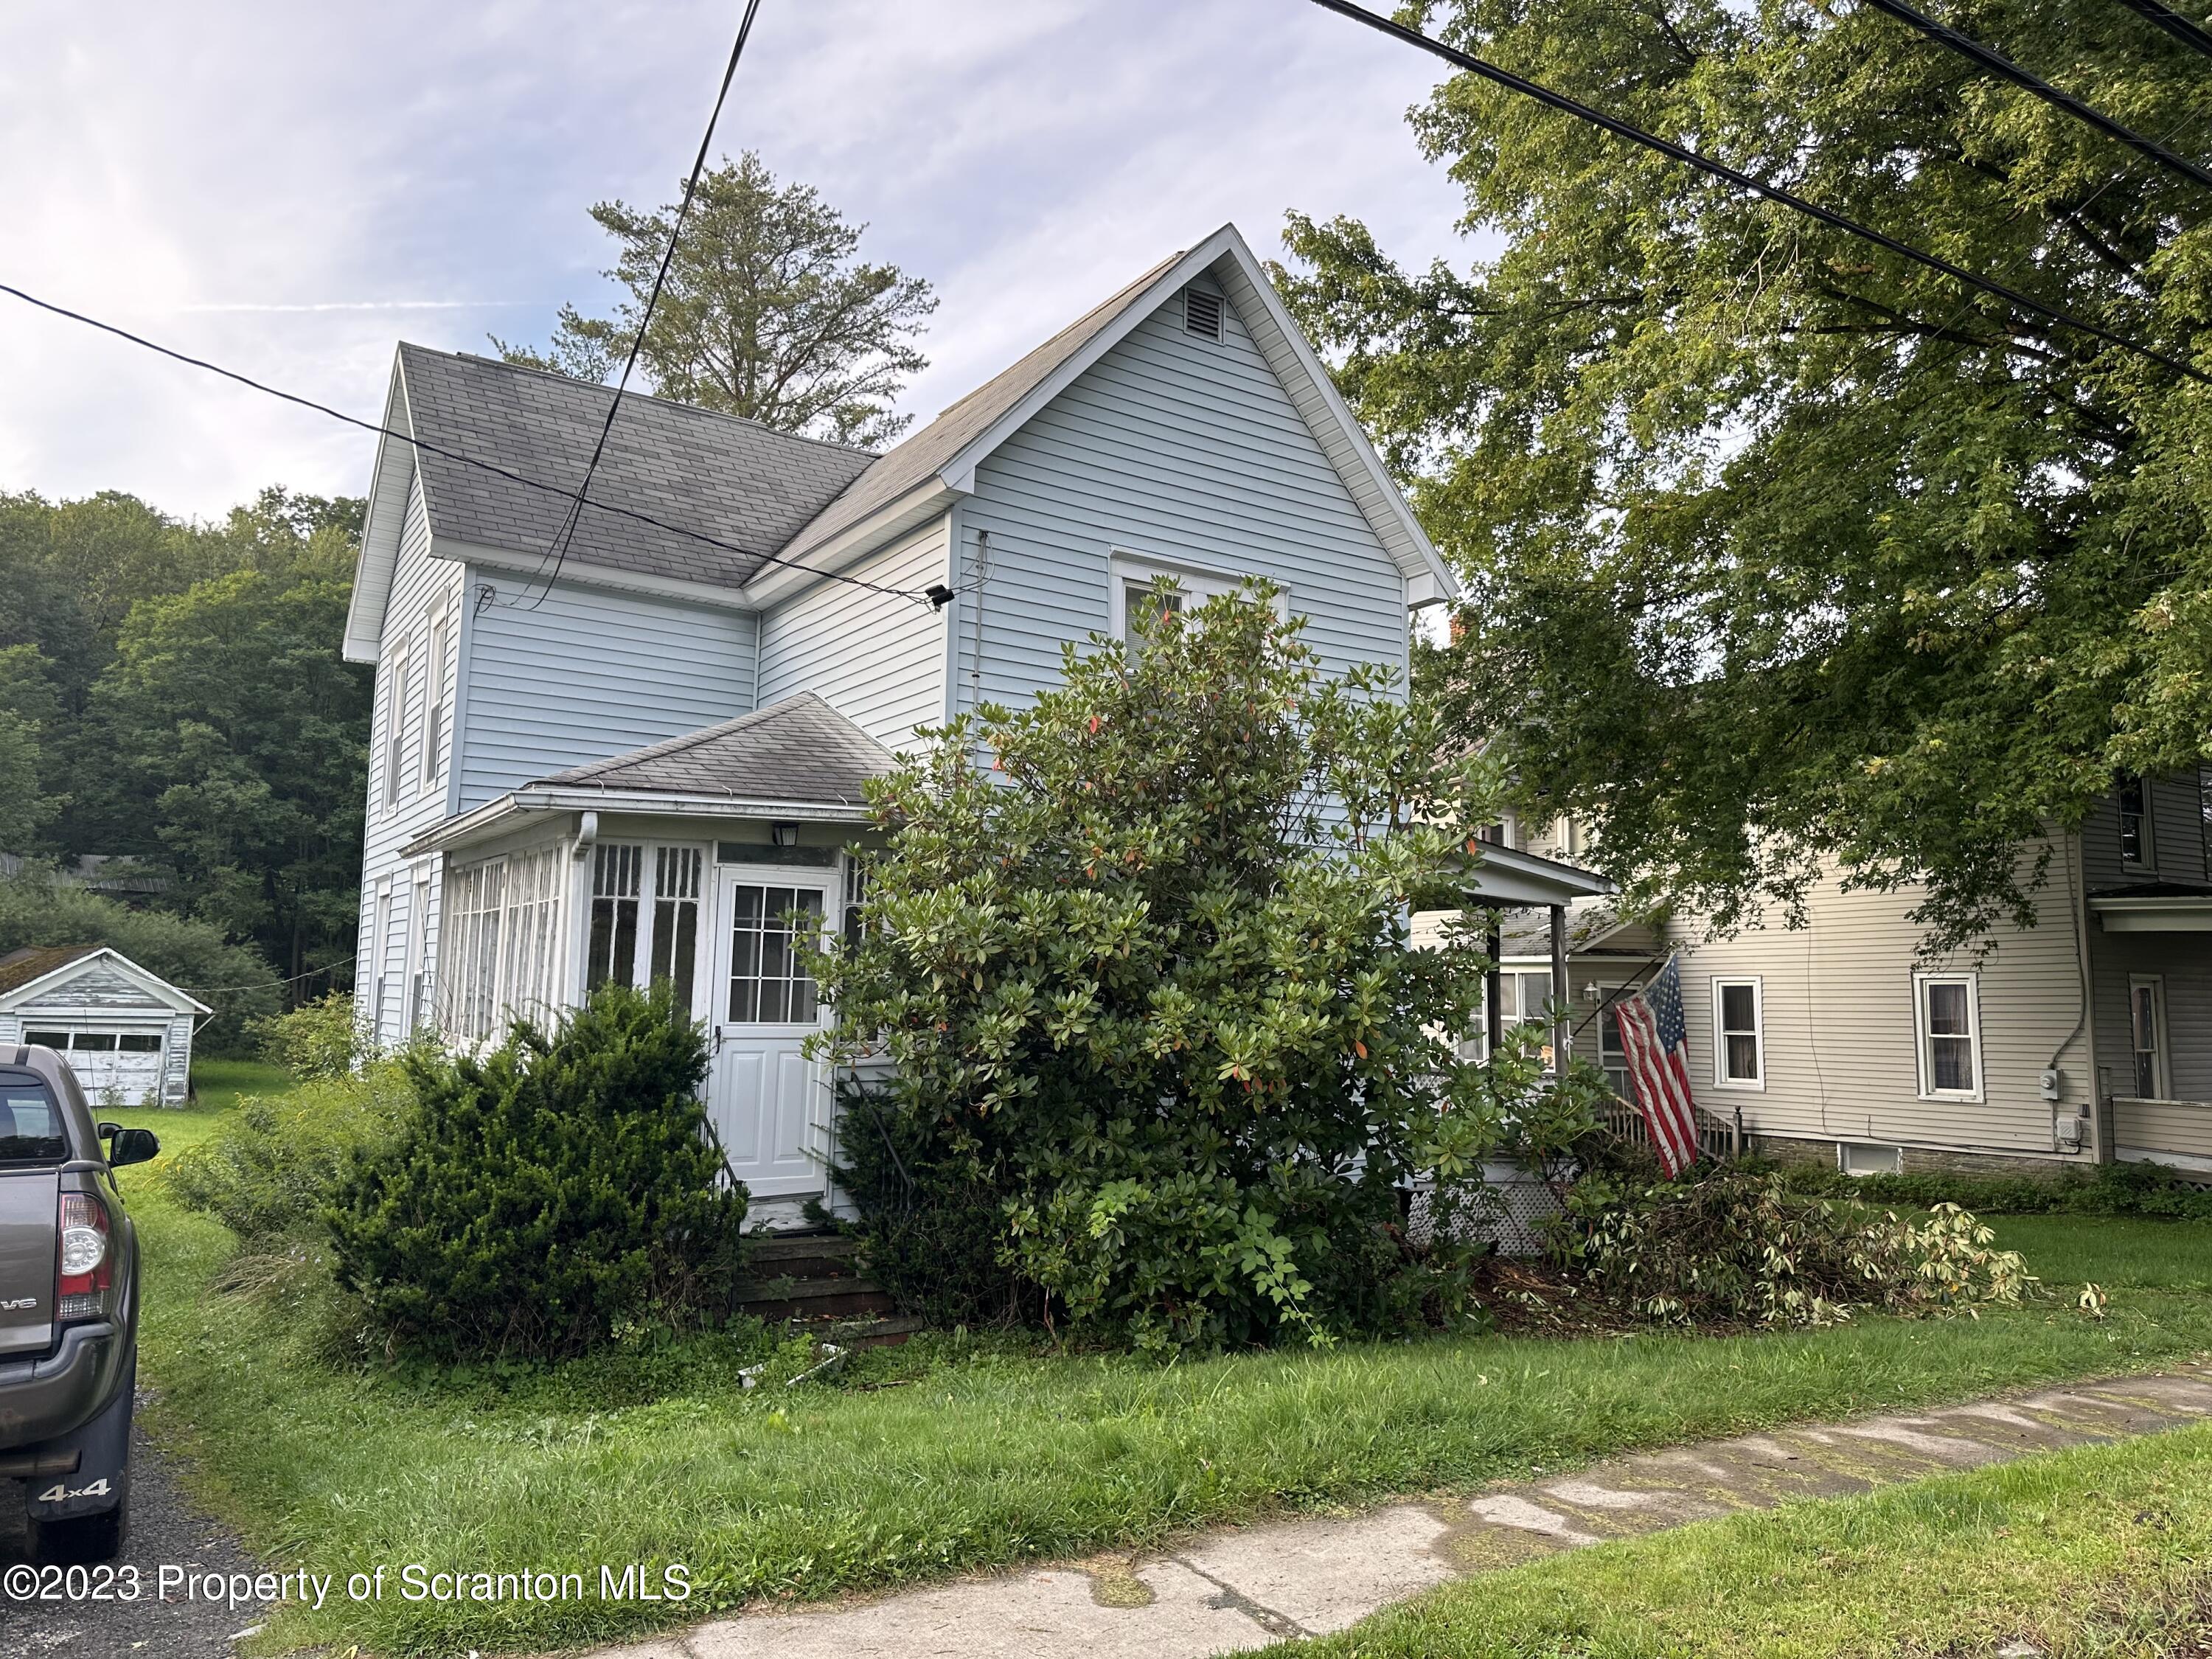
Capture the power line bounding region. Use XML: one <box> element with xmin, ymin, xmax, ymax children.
<box><xmin>0</xmin><ymin>279</ymin><xmax>931</xmax><ymax>606</ymax></box>
<box><xmin>521</xmin><ymin>0</ymin><xmax>763</xmax><ymax>610</ymax></box>
<box><xmin>1305</xmin><ymin>0</ymin><xmax>2210</xmax><ymax>386</ymax></box>
<box><xmin>1857</xmin><ymin>0</ymin><xmax>2212</xmax><ymax>191</ymax></box>
<box><xmin>2112</xmin><ymin>0</ymin><xmax>2212</xmax><ymax>59</ymax></box>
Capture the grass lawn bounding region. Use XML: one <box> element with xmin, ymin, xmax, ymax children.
<box><xmin>1281</xmin><ymin>1416</ymin><xmax>2212</xmax><ymax>1658</ymax></box>
<box><xmin>186</xmin><ymin>1058</ymin><xmax>295</xmax><ymax>1114</ymax></box>
<box><xmin>104</xmin><ymin>1114</ymin><xmax>2212</xmax><ymax>1659</ymax></box>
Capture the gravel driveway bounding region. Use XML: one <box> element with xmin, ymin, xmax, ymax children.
<box><xmin>1</xmin><ymin>1398</ymin><xmax>273</xmax><ymax>1658</ymax></box>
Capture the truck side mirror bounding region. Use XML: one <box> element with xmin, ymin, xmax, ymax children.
<box><xmin>106</xmin><ymin>1127</ymin><xmax>160</xmax><ymax>1167</ymax></box>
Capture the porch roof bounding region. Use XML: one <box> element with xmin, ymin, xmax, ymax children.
<box><xmin>1455</xmin><ymin>842</ymin><xmax>1615</xmax><ymax>908</ymax></box>
<box><xmin>400</xmin><ymin>693</ymin><xmax>892</xmax><ymax>859</ymax></box>
<box><xmin>2090</xmin><ymin>880</ymin><xmax>2212</xmax><ymax>933</ymax></box>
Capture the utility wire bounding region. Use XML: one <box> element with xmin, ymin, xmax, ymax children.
<box><xmin>2113</xmin><ymin>0</ymin><xmax>2212</xmax><ymax>59</ymax></box>
<box><xmin>521</xmin><ymin>0</ymin><xmax>762</xmax><ymax>610</ymax></box>
<box><xmin>1857</xmin><ymin>0</ymin><xmax>2212</xmax><ymax>191</ymax></box>
<box><xmin>0</xmin><ymin>279</ymin><xmax>931</xmax><ymax>605</ymax></box>
<box><xmin>1306</xmin><ymin>0</ymin><xmax>2211</xmax><ymax>385</ymax></box>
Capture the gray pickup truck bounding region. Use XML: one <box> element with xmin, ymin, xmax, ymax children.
<box><xmin>0</xmin><ymin>1044</ymin><xmax>157</xmax><ymax>1563</ymax></box>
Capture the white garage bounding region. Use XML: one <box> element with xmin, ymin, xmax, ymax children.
<box><xmin>0</xmin><ymin>945</ymin><xmax>208</xmax><ymax>1107</ymax></box>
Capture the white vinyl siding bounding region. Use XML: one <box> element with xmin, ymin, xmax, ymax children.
<box><xmin>1674</xmin><ymin>844</ymin><xmax>2082</xmax><ymax>1152</ymax></box>
<box><xmin>756</xmin><ymin>518</ymin><xmax>947</xmax><ymax>753</ymax></box>
<box><xmin>956</xmin><ymin>281</ymin><xmax>1408</xmax><ymax>718</ymax></box>
<box><xmin>461</xmin><ymin>573</ymin><xmax>757</xmax><ymax>810</ymax></box>
<box><xmin>355</xmin><ymin>468</ymin><xmax>464</xmax><ymax>1041</ymax></box>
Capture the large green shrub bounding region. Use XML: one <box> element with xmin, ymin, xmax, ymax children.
<box><xmin>327</xmin><ymin>983</ymin><xmax>748</xmax><ymax>1361</ymax></box>
<box><xmin>1780</xmin><ymin>1158</ymin><xmax>2212</xmax><ymax>1222</ymax></box>
<box><xmin>812</xmin><ymin>585</ymin><xmax>1603</xmax><ymax>1354</ymax></box>
<box><xmin>246</xmin><ymin>990</ymin><xmax>369</xmax><ymax>1079</ymax></box>
<box><xmin>1552</xmin><ymin>1167</ymin><xmax>2031</xmax><ymax>1327</ymax></box>
<box><xmin>165</xmin><ymin>1064</ymin><xmax>416</xmax><ymax>1243</ymax></box>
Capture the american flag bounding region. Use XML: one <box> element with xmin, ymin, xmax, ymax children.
<box><xmin>1613</xmin><ymin>953</ymin><xmax>1702</xmax><ymax>1176</ymax></box>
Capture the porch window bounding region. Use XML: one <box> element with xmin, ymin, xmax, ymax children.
<box><xmin>2118</xmin><ymin>773</ymin><xmax>2151</xmax><ymax>869</ymax></box>
<box><xmin>438</xmin><ymin>859</ymin><xmax>505</xmax><ymax>1043</ymax></box>
<box><xmin>587</xmin><ymin>844</ymin><xmax>645</xmax><ymax>991</ymax></box>
<box><xmin>1712</xmin><ymin>978</ymin><xmax>1763</xmax><ymax>1088</ymax></box>
<box><xmin>650</xmin><ymin>847</ymin><xmax>703</xmax><ymax>1009</ymax></box>
<box><xmin>2131</xmin><ymin>975</ymin><xmax>2168</xmax><ymax>1099</ymax></box>
<box><xmin>726</xmin><ymin>885</ymin><xmax>824</xmax><ymax>1023</ymax></box>
<box><xmin>1915</xmin><ymin>973</ymin><xmax>1981</xmax><ymax>1099</ymax></box>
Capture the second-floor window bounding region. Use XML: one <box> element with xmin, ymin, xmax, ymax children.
<box><xmin>2118</xmin><ymin>773</ymin><xmax>2151</xmax><ymax>869</ymax></box>
<box><xmin>422</xmin><ymin>608</ymin><xmax>448</xmax><ymax>791</ymax></box>
<box><xmin>383</xmin><ymin>645</ymin><xmax>411</xmax><ymax>810</ymax></box>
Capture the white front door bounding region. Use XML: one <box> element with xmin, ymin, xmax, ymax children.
<box><xmin>703</xmin><ymin>868</ymin><xmax>833</xmax><ymax>1196</ymax></box>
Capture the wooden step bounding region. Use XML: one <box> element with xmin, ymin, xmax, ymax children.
<box><xmin>734</xmin><ymin>1276</ymin><xmax>897</xmax><ymax>1322</ymax></box>
<box><xmin>744</xmin><ymin>1231</ymin><xmax>863</xmax><ymax>1282</ymax></box>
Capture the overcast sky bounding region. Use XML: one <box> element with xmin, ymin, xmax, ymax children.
<box><xmin>0</xmin><ymin>1</ymin><xmax>1475</xmax><ymax>522</ymax></box>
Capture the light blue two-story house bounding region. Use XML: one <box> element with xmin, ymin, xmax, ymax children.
<box><xmin>344</xmin><ymin>224</ymin><xmax>1466</xmax><ymax>1218</ymax></box>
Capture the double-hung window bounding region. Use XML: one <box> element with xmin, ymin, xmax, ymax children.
<box><xmin>422</xmin><ymin>608</ymin><xmax>449</xmax><ymax>791</ymax></box>
<box><xmin>382</xmin><ymin>644</ymin><xmax>411</xmax><ymax>810</ymax></box>
<box><xmin>2130</xmin><ymin>975</ymin><xmax>2169</xmax><ymax>1099</ymax></box>
<box><xmin>1914</xmin><ymin>973</ymin><xmax>1982</xmax><ymax>1099</ymax></box>
<box><xmin>1711</xmin><ymin>978</ymin><xmax>1764</xmax><ymax>1088</ymax></box>
<box><xmin>2118</xmin><ymin>773</ymin><xmax>2152</xmax><ymax>869</ymax></box>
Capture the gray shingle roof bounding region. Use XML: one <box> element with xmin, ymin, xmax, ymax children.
<box><xmin>776</xmin><ymin>250</ymin><xmax>1185</xmax><ymax>564</ymax></box>
<box><xmin>535</xmin><ymin>693</ymin><xmax>893</xmax><ymax>807</ymax></box>
<box><xmin>397</xmin><ymin>344</ymin><xmax>877</xmax><ymax>588</ymax></box>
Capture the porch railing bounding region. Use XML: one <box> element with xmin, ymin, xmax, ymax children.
<box><xmin>2112</xmin><ymin>1096</ymin><xmax>2212</xmax><ymax>1168</ymax></box>
<box><xmin>1599</xmin><ymin>1100</ymin><xmax>1745</xmax><ymax>1164</ymax></box>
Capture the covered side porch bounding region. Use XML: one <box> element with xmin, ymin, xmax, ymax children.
<box><xmin>2090</xmin><ymin>882</ymin><xmax>2212</xmax><ymax>1173</ymax></box>
<box><xmin>402</xmin><ymin>694</ymin><xmax>891</xmax><ymax>1220</ymax></box>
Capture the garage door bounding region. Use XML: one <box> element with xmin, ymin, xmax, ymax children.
<box><xmin>21</xmin><ymin>1029</ymin><xmax>167</xmax><ymax>1107</ymax></box>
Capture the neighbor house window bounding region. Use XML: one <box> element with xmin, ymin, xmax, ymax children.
<box><xmin>1711</xmin><ymin>978</ymin><xmax>1764</xmax><ymax>1088</ymax></box>
<box><xmin>1915</xmin><ymin>973</ymin><xmax>1982</xmax><ymax>1099</ymax></box>
<box><xmin>2118</xmin><ymin>773</ymin><xmax>2151</xmax><ymax>869</ymax></box>
<box><xmin>422</xmin><ymin>608</ymin><xmax>449</xmax><ymax>790</ymax></box>
<box><xmin>2131</xmin><ymin>975</ymin><xmax>2168</xmax><ymax>1099</ymax></box>
<box><xmin>383</xmin><ymin>644</ymin><xmax>411</xmax><ymax>810</ymax></box>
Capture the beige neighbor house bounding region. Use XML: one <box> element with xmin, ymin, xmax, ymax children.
<box><xmin>1481</xmin><ymin>770</ymin><xmax>2212</xmax><ymax>1178</ymax></box>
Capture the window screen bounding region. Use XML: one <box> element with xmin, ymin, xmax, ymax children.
<box><xmin>650</xmin><ymin>847</ymin><xmax>703</xmax><ymax>1008</ymax></box>
<box><xmin>588</xmin><ymin>844</ymin><xmax>644</xmax><ymax>991</ymax></box>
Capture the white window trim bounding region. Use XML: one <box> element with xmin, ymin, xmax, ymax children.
<box><xmin>1107</xmin><ymin>549</ymin><xmax>1289</xmax><ymax>643</ymax></box>
<box><xmin>1913</xmin><ymin>970</ymin><xmax>1985</xmax><ymax>1103</ymax></box>
<box><xmin>1710</xmin><ymin>975</ymin><xmax>1765</xmax><ymax>1091</ymax></box>
<box><xmin>2129</xmin><ymin>973</ymin><xmax>2171</xmax><ymax>1100</ymax></box>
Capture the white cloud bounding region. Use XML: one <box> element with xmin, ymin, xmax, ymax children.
<box><xmin>0</xmin><ymin>0</ymin><xmax>1475</xmax><ymax>518</ymax></box>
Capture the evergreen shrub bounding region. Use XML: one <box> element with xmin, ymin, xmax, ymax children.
<box><xmin>327</xmin><ymin>983</ymin><xmax>748</xmax><ymax>1360</ymax></box>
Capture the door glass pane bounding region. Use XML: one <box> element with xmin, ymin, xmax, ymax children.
<box><xmin>117</xmin><ymin>1034</ymin><xmax>162</xmax><ymax>1053</ymax></box>
<box><xmin>72</xmin><ymin>1033</ymin><xmax>118</xmax><ymax>1052</ymax></box>
<box><xmin>725</xmin><ymin>883</ymin><xmax>824</xmax><ymax>1026</ymax></box>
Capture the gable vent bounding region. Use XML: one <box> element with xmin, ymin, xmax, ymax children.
<box><xmin>1183</xmin><ymin>286</ymin><xmax>1225</xmax><ymax>341</ymax></box>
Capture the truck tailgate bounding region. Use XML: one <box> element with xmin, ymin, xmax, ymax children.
<box><xmin>0</xmin><ymin>1171</ymin><xmax>58</xmax><ymax>1357</ymax></box>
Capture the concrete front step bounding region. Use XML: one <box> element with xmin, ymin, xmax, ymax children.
<box><xmin>587</xmin><ymin>1366</ymin><xmax>2212</xmax><ymax>1659</ymax></box>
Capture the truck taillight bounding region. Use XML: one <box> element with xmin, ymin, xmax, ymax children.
<box><xmin>57</xmin><ymin>1192</ymin><xmax>111</xmax><ymax>1321</ymax></box>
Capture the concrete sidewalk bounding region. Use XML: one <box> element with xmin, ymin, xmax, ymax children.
<box><xmin>593</xmin><ymin>1366</ymin><xmax>2212</xmax><ymax>1659</ymax></box>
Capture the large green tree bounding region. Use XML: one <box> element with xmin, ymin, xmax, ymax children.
<box><xmin>497</xmin><ymin>151</ymin><xmax>936</xmax><ymax>447</ymax></box>
<box><xmin>92</xmin><ymin>565</ymin><xmax>370</xmax><ymax>993</ymax></box>
<box><xmin>1277</xmin><ymin>0</ymin><xmax>2212</xmax><ymax>945</ymax></box>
